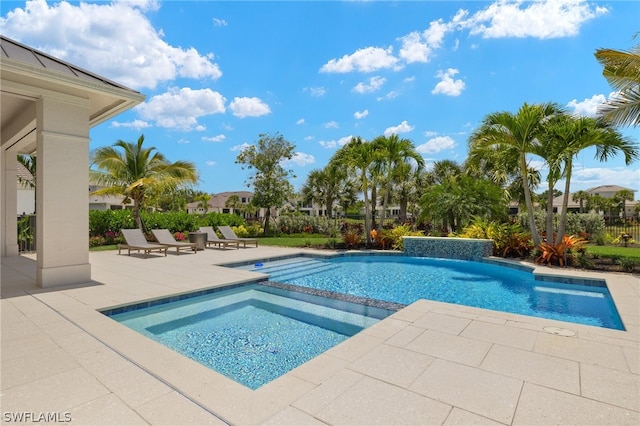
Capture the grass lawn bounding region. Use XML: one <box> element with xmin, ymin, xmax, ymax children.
<box><xmin>586</xmin><ymin>245</ymin><xmax>640</xmax><ymax>259</ymax></box>
<box><xmin>259</xmin><ymin>236</ymin><xmax>332</xmax><ymax>248</ymax></box>
<box><xmin>90</xmin><ymin>244</ymin><xmax>118</xmax><ymax>251</ymax></box>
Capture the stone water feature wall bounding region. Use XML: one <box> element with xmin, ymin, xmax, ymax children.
<box><xmin>403</xmin><ymin>236</ymin><xmax>493</xmax><ymax>261</ymax></box>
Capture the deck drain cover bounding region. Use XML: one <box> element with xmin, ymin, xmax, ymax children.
<box><xmin>543</xmin><ymin>326</ymin><xmax>576</xmax><ymax>337</ymax></box>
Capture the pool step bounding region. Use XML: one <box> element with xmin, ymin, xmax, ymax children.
<box><xmin>270</xmin><ymin>263</ymin><xmax>341</xmax><ymax>282</ymax></box>
<box><xmin>253</xmin><ymin>259</ymin><xmax>326</xmax><ymax>275</ymax></box>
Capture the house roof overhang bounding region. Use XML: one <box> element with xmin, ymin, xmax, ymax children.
<box><xmin>1</xmin><ymin>35</ymin><xmax>145</xmax><ymax>154</ymax></box>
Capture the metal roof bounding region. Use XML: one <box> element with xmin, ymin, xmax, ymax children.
<box><xmin>0</xmin><ymin>35</ymin><xmax>139</xmax><ymax>94</ymax></box>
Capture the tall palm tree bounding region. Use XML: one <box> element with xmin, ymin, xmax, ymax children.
<box><xmin>331</xmin><ymin>137</ymin><xmax>379</xmax><ymax>246</ymax></box>
<box><xmin>372</xmin><ymin>134</ymin><xmax>425</xmax><ymax>227</ymax></box>
<box><xmin>90</xmin><ymin>135</ymin><xmax>199</xmax><ymax>230</ymax></box>
<box><xmin>544</xmin><ymin>115</ymin><xmax>638</xmax><ymax>244</ymax></box>
<box><xmin>301</xmin><ymin>163</ymin><xmax>348</xmax><ymax>218</ymax></box>
<box><xmin>594</xmin><ymin>35</ymin><xmax>640</xmax><ymax>127</ymax></box>
<box><xmin>469</xmin><ymin>103</ymin><xmax>565</xmax><ymax>246</ymax></box>
<box><xmin>572</xmin><ymin>190</ymin><xmax>590</xmax><ymax>213</ymax></box>
<box><xmin>614</xmin><ymin>189</ymin><xmax>635</xmax><ymax>220</ymax></box>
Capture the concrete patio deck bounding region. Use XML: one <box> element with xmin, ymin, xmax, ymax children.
<box><xmin>2</xmin><ymin>247</ymin><xmax>638</xmax><ymax>425</ymax></box>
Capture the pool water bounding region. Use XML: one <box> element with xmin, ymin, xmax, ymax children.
<box><xmin>240</xmin><ymin>255</ymin><xmax>624</xmax><ymax>330</ymax></box>
<box><xmin>106</xmin><ymin>284</ymin><xmax>391</xmax><ymax>389</ymax></box>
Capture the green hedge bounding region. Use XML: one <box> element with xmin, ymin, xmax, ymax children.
<box><xmin>89</xmin><ymin>210</ymin><xmax>246</xmax><ymax>237</ymax></box>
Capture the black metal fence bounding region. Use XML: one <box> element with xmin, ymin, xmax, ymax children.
<box><xmin>17</xmin><ymin>215</ymin><xmax>36</xmax><ymax>253</ymax></box>
<box><xmin>603</xmin><ymin>217</ymin><xmax>640</xmax><ymax>242</ymax></box>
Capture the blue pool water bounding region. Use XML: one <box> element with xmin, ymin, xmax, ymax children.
<box><xmin>239</xmin><ymin>255</ymin><xmax>624</xmax><ymax>330</ymax></box>
<box><xmin>106</xmin><ymin>284</ymin><xmax>391</xmax><ymax>389</ymax></box>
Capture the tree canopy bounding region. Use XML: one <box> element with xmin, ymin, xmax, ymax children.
<box><xmin>235</xmin><ymin>132</ymin><xmax>295</xmax><ymax>235</ymax></box>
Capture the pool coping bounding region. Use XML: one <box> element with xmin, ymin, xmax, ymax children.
<box><xmin>2</xmin><ymin>248</ymin><xmax>638</xmax><ymax>425</ymax></box>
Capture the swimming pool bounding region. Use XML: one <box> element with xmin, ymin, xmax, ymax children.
<box><xmin>104</xmin><ymin>283</ymin><xmax>393</xmax><ymax>389</ymax></box>
<box><xmin>236</xmin><ymin>255</ymin><xmax>624</xmax><ymax>330</ymax></box>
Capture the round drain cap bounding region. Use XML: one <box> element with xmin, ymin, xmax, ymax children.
<box><xmin>543</xmin><ymin>326</ymin><xmax>576</xmax><ymax>337</ymax></box>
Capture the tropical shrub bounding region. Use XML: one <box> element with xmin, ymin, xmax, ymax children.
<box><xmin>535</xmin><ymin>235</ymin><xmax>587</xmax><ymax>266</ymax></box>
<box><xmin>458</xmin><ymin>218</ymin><xmax>532</xmax><ymax>258</ymax></box>
<box><xmin>276</xmin><ymin>214</ymin><xmax>341</xmax><ymax>237</ymax></box>
<box><xmin>386</xmin><ymin>225</ymin><xmax>424</xmax><ymax>251</ymax></box>
<box><xmin>518</xmin><ymin>212</ymin><xmax>605</xmax><ymax>242</ymax></box>
<box><xmin>341</xmin><ymin>222</ymin><xmax>362</xmax><ymax>248</ymax></box>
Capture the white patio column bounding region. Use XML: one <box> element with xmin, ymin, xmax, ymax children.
<box><xmin>36</xmin><ymin>95</ymin><xmax>91</xmax><ymax>287</ymax></box>
<box><xmin>1</xmin><ymin>147</ymin><xmax>20</xmax><ymax>257</ymax></box>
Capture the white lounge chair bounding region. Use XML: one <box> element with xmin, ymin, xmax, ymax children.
<box><xmin>217</xmin><ymin>225</ymin><xmax>259</xmax><ymax>248</ymax></box>
<box><xmin>198</xmin><ymin>226</ymin><xmax>240</xmax><ymax>249</ymax></box>
<box><xmin>118</xmin><ymin>228</ymin><xmax>168</xmax><ymax>258</ymax></box>
<box><xmin>151</xmin><ymin>229</ymin><xmax>197</xmax><ymax>255</ymax></box>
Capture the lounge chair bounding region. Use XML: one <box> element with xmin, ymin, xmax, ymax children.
<box><xmin>151</xmin><ymin>229</ymin><xmax>197</xmax><ymax>255</ymax></box>
<box><xmin>217</xmin><ymin>225</ymin><xmax>259</xmax><ymax>248</ymax></box>
<box><xmin>118</xmin><ymin>228</ymin><xmax>168</xmax><ymax>258</ymax></box>
<box><xmin>198</xmin><ymin>227</ymin><xmax>240</xmax><ymax>249</ymax></box>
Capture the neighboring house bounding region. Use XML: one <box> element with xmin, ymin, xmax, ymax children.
<box><xmin>16</xmin><ymin>162</ymin><xmax>35</xmax><ymax>215</ymax></box>
<box><xmin>187</xmin><ymin>191</ymin><xmax>255</xmax><ymax>215</ymax></box>
<box><xmin>551</xmin><ymin>185</ymin><xmax>637</xmax><ymax>218</ymax></box>
<box><xmin>88</xmin><ymin>183</ymin><xmax>128</xmax><ymax>210</ymax></box>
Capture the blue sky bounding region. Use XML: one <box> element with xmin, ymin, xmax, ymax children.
<box><xmin>2</xmin><ymin>0</ymin><xmax>639</xmax><ymax>196</ymax></box>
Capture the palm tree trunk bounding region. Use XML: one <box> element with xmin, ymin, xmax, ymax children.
<box><xmin>555</xmin><ymin>161</ymin><xmax>573</xmax><ymax>245</ymax></box>
<box><xmin>546</xmin><ymin>188</ymin><xmax>555</xmax><ymax>243</ymax></box>
<box><xmin>520</xmin><ymin>154</ymin><xmax>541</xmax><ymax>246</ymax></box>
<box><xmin>362</xmin><ymin>179</ymin><xmax>372</xmax><ymax>246</ymax></box>
<box><xmin>133</xmin><ymin>200</ymin><xmax>143</xmax><ymax>230</ymax></box>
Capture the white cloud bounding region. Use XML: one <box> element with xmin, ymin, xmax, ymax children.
<box><xmin>432</xmin><ymin>68</ymin><xmax>465</xmax><ymax>96</ymax></box>
<box><xmin>296</xmin><ymin>118</ymin><xmax>305</xmax><ymax>125</ymax></box>
<box><xmin>570</xmin><ymin>167</ymin><xmax>640</xmax><ymax>191</ymax></box>
<box><xmin>283</xmin><ymin>152</ymin><xmax>315</xmax><ymax>167</ymax></box>
<box><xmin>384</xmin><ymin>120</ymin><xmax>414</xmax><ymax>136</ymax></box>
<box><xmin>135</xmin><ymin>87</ymin><xmax>225</xmax><ymax>131</ymax></box>
<box><xmin>202</xmin><ymin>134</ymin><xmax>226</xmax><ymax>142</ymax></box>
<box><xmin>110</xmin><ymin>119</ymin><xmax>151</xmax><ymax>130</ymax></box>
<box><xmin>0</xmin><ymin>0</ymin><xmax>222</xmax><ymax>90</ymax></box>
<box><xmin>353</xmin><ymin>76</ymin><xmax>386</xmax><ymax>94</ymax></box>
<box><xmin>304</xmin><ymin>135</ymin><xmax>314</xmax><ymax>141</ymax></box>
<box><xmin>319</xmin><ymin>135</ymin><xmax>352</xmax><ymax>149</ymax></box>
<box><xmin>398</xmin><ymin>31</ymin><xmax>431</xmax><ymax>63</ymax></box>
<box><xmin>231</xmin><ymin>143</ymin><xmax>251</xmax><ymax>152</ymax></box>
<box><xmin>404</xmin><ymin>76</ymin><xmax>416</xmax><ymax>83</ymax></box>
<box><xmin>319</xmin><ymin>140</ymin><xmax>337</xmax><ymax>149</ymax></box>
<box><xmin>338</xmin><ymin>135</ymin><xmax>353</xmax><ymax>146</ymax></box>
<box><xmin>424</xmin><ymin>130</ymin><xmax>438</xmax><ymax>138</ymax></box>
<box><xmin>229</xmin><ymin>97</ymin><xmax>271</xmax><ymax>118</ymax></box>
<box><xmin>177</xmin><ymin>138</ymin><xmax>190</xmax><ymax>144</ymax></box>
<box><xmin>304</xmin><ymin>86</ymin><xmax>327</xmax><ymax>97</ymax></box>
<box><xmin>213</xmin><ymin>17</ymin><xmax>227</xmax><ymax>27</ymax></box>
<box><xmin>206</xmin><ymin>161</ymin><xmax>216</xmax><ymax>166</ymax></box>
<box><xmin>354</xmin><ymin>109</ymin><xmax>369</xmax><ymax>119</ymax></box>
<box><xmin>320</xmin><ymin>46</ymin><xmax>400</xmax><ymax>73</ymax></box>
<box><xmin>377</xmin><ymin>91</ymin><xmax>399</xmax><ymax>101</ymax></box>
<box><xmin>567</xmin><ymin>94</ymin><xmax>607</xmax><ymax>118</ymax></box>
<box><xmin>324</xmin><ymin>121</ymin><xmax>339</xmax><ymax>129</ymax></box>
<box><xmin>416</xmin><ymin>136</ymin><xmax>455</xmax><ymax>154</ymax></box>
<box><xmin>459</xmin><ymin>0</ymin><xmax>608</xmax><ymax>39</ymax></box>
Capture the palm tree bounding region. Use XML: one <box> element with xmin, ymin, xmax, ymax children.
<box><xmin>594</xmin><ymin>35</ymin><xmax>640</xmax><ymax>127</ymax></box>
<box><xmin>469</xmin><ymin>103</ymin><xmax>566</xmax><ymax>246</ymax></box>
<box><xmin>225</xmin><ymin>194</ymin><xmax>245</xmax><ymax>216</ymax></box>
<box><xmin>544</xmin><ymin>115</ymin><xmax>638</xmax><ymax>244</ymax></box>
<box><xmin>614</xmin><ymin>189</ymin><xmax>635</xmax><ymax>220</ymax></box>
<box><xmin>90</xmin><ymin>134</ymin><xmax>199</xmax><ymax>230</ymax></box>
<box><xmin>301</xmin><ymin>163</ymin><xmax>348</xmax><ymax>218</ymax></box>
<box><xmin>331</xmin><ymin>137</ymin><xmax>379</xmax><ymax>246</ymax></box>
<box><xmin>372</xmin><ymin>134</ymin><xmax>425</xmax><ymax>227</ymax></box>
<box><xmin>192</xmin><ymin>193</ymin><xmax>209</xmax><ymax>213</ymax></box>
<box><xmin>572</xmin><ymin>190</ymin><xmax>590</xmax><ymax>213</ymax></box>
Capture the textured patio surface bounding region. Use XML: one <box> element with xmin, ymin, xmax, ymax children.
<box><xmin>2</xmin><ymin>247</ymin><xmax>638</xmax><ymax>425</ymax></box>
